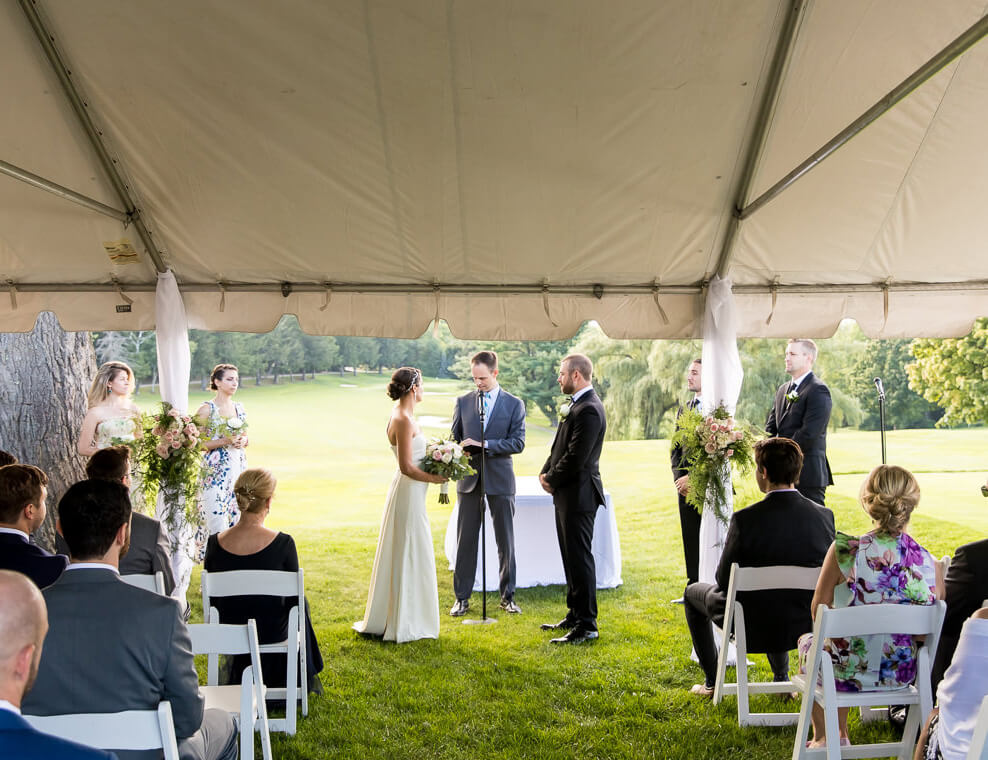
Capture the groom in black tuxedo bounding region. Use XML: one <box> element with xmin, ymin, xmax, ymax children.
<box><xmin>539</xmin><ymin>354</ymin><xmax>607</xmax><ymax>644</ymax></box>
<box><xmin>765</xmin><ymin>339</ymin><xmax>833</xmax><ymax>505</ymax></box>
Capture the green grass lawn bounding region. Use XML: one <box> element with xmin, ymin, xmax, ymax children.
<box><xmin>157</xmin><ymin>374</ymin><xmax>988</xmax><ymax>759</ymax></box>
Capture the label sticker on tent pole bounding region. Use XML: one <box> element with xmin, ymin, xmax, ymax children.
<box><xmin>103</xmin><ymin>239</ymin><xmax>139</xmax><ymax>264</ymax></box>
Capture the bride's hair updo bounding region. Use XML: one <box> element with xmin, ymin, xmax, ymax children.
<box><xmin>87</xmin><ymin>361</ymin><xmax>135</xmax><ymax>408</ymax></box>
<box><xmin>859</xmin><ymin>464</ymin><xmax>920</xmax><ymax>536</ymax></box>
<box><xmin>234</xmin><ymin>468</ymin><xmax>277</xmax><ymax>514</ymax></box>
<box><xmin>387</xmin><ymin>367</ymin><xmax>421</xmax><ymax>401</ymax></box>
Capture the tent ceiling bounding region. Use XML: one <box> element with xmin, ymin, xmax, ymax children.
<box><xmin>1</xmin><ymin>0</ymin><xmax>987</xmax><ymax>338</ymax></box>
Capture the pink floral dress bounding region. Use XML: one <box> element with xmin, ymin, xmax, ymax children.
<box><xmin>798</xmin><ymin>530</ymin><xmax>937</xmax><ymax>692</ymax></box>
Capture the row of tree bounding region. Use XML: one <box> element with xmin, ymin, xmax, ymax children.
<box><xmin>93</xmin><ymin>316</ymin><xmax>988</xmax><ymax>438</ymax></box>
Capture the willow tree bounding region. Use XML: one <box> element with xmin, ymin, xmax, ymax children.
<box><xmin>0</xmin><ymin>311</ymin><xmax>95</xmax><ymax>551</ymax></box>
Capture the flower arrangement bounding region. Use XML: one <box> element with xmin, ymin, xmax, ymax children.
<box><xmin>670</xmin><ymin>403</ymin><xmax>758</xmax><ymax>525</ymax></box>
<box><xmin>785</xmin><ymin>389</ymin><xmax>800</xmax><ymax>403</ymax></box>
<box><xmin>133</xmin><ymin>402</ymin><xmax>203</xmax><ymax>524</ymax></box>
<box><xmin>420</xmin><ymin>437</ymin><xmax>476</xmax><ymax>503</ymax></box>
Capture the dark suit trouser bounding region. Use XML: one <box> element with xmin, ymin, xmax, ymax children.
<box><xmin>684</xmin><ymin>582</ymin><xmax>789</xmax><ymax>688</ymax></box>
<box><xmin>796</xmin><ymin>484</ymin><xmax>826</xmax><ymax>506</ymax></box>
<box><xmin>176</xmin><ymin>709</ymin><xmax>238</xmax><ymax>760</ymax></box>
<box><xmin>453</xmin><ymin>488</ymin><xmax>516</xmax><ymax>602</ymax></box>
<box><xmin>554</xmin><ymin>504</ymin><xmax>598</xmax><ymax>631</ymax></box>
<box><xmin>678</xmin><ymin>494</ymin><xmax>702</xmax><ymax>586</ymax></box>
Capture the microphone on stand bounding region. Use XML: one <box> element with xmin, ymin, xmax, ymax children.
<box><xmin>874</xmin><ymin>377</ymin><xmax>887</xmax><ymax>464</ymax></box>
<box><xmin>873</xmin><ymin>377</ymin><xmax>885</xmax><ymax>400</ymax></box>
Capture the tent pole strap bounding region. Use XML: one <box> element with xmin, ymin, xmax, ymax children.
<box><xmin>739</xmin><ymin>12</ymin><xmax>988</xmax><ymax>221</ymax></box>
<box><xmin>0</xmin><ymin>159</ymin><xmax>130</xmax><ymax>223</ymax></box>
<box><xmin>17</xmin><ymin>0</ymin><xmax>167</xmax><ymax>274</ymax></box>
<box><xmin>714</xmin><ymin>0</ymin><xmax>808</xmax><ymax>279</ymax></box>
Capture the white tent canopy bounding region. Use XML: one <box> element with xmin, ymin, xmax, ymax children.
<box><xmin>2</xmin><ymin>0</ymin><xmax>987</xmax><ymax>339</ymax></box>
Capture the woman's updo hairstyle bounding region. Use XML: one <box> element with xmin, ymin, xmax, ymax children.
<box><xmin>859</xmin><ymin>464</ymin><xmax>920</xmax><ymax>536</ymax></box>
<box><xmin>233</xmin><ymin>468</ymin><xmax>277</xmax><ymax>514</ymax></box>
<box><xmin>387</xmin><ymin>367</ymin><xmax>421</xmax><ymax>401</ymax></box>
<box><xmin>210</xmin><ymin>363</ymin><xmax>238</xmax><ymax>390</ymax></box>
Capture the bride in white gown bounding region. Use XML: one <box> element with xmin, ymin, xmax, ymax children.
<box><xmin>353</xmin><ymin>367</ymin><xmax>447</xmax><ymax>643</ymax></box>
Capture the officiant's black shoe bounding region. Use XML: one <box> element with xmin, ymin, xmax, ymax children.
<box><xmin>550</xmin><ymin>628</ymin><xmax>598</xmax><ymax>644</ymax></box>
<box><xmin>449</xmin><ymin>599</ymin><xmax>470</xmax><ymax>617</ymax></box>
<box><xmin>500</xmin><ymin>598</ymin><xmax>522</xmax><ymax>614</ymax></box>
<box><xmin>540</xmin><ymin>618</ymin><xmax>576</xmax><ymax>631</ymax></box>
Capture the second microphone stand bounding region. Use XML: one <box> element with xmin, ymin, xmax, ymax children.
<box><xmin>464</xmin><ymin>389</ymin><xmax>496</xmax><ymax>626</ymax></box>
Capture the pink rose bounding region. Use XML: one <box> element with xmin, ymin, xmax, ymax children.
<box><xmin>726</xmin><ymin>448</ymin><xmax>734</xmax><ymax>457</ymax></box>
<box><xmin>705</xmin><ymin>416</ymin><xmax>714</xmax><ymax>425</ymax></box>
<box><xmin>710</xmin><ymin>423</ymin><xmax>720</xmax><ymax>432</ymax></box>
<box><xmin>432</xmin><ymin>450</ymin><xmax>443</xmax><ymax>460</ymax></box>
<box><xmin>155</xmin><ymin>443</ymin><xmax>170</xmax><ymax>458</ymax></box>
<box><xmin>704</xmin><ymin>442</ymin><xmax>717</xmax><ymax>454</ymax></box>
<box><xmin>152</xmin><ymin>426</ymin><xmax>164</xmax><ymax>436</ymax></box>
<box><xmin>733</xmin><ymin>431</ymin><xmax>743</xmax><ymax>441</ymax></box>
<box><xmin>184</xmin><ymin>424</ymin><xmax>197</xmax><ymax>437</ymax></box>
<box><xmin>167</xmin><ymin>408</ymin><xmax>180</xmax><ymax>418</ymax></box>
<box><xmin>170</xmin><ymin>439</ymin><xmax>180</xmax><ymax>449</ymax></box>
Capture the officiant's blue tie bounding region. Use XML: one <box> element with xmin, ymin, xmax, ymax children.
<box><xmin>482</xmin><ymin>391</ymin><xmax>491</xmax><ymax>430</ymax></box>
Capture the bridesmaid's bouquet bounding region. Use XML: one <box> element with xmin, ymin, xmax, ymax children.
<box><xmin>421</xmin><ymin>437</ymin><xmax>475</xmax><ymax>504</ymax></box>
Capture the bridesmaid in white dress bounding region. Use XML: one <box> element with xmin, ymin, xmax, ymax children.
<box><xmin>77</xmin><ymin>361</ymin><xmax>142</xmax><ymax>456</ymax></box>
<box><xmin>353</xmin><ymin>367</ymin><xmax>447</xmax><ymax>643</ymax></box>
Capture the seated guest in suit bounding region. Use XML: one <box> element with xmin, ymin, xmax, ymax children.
<box><xmin>21</xmin><ymin>480</ymin><xmax>238</xmax><ymax>760</ymax></box>
<box><xmin>684</xmin><ymin>437</ymin><xmax>836</xmax><ymax>697</ymax></box>
<box><xmin>84</xmin><ymin>445</ymin><xmax>176</xmax><ymax>596</ymax></box>
<box><xmin>203</xmin><ymin>468</ymin><xmax>324</xmax><ymax>694</ymax></box>
<box><xmin>0</xmin><ymin>464</ymin><xmax>68</xmax><ymax>588</ymax></box>
<box><xmin>0</xmin><ymin>569</ymin><xmax>117</xmax><ymax>759</ymax></box>
<box><xmin>931</xmin><ymin>536</ymin><xmax>988</xmax><ymax>693</ymax></box>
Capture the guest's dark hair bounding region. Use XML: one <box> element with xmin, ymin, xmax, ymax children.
<box><xmin>58</xmin><ymin>480</ymin><xmax>131</xmax><ymax>560</ymax></box>
<box><xmin>754</xmin><ymin>437</ymin><xmax>803</xmax><ymax>486</ymax></box>
<box><xmin>86</xmin><ymin>445</ymin><xmax>130</xmax><ymax>483</ymax></box>
<box><xmin>0</xmin><ymin>465</ymin><xmax>48</xmax><ymax>523</ymax></box>
<box><xmin>471</xmin><ymin>351</ymin><xmax>498</xmax><ymax>372</ymax></box>
<box><xmin>0</xmin><ymin>450</ymin><xmax>17</xmax><ymax>467</ymax></box>
<box><xmin>387</xmin><ymin>367</ymin><xmax>421</xmax><ymax>400</ymax></box>
<box><xmin>210</xmin><ymin>363</ymin><xmax>238</xmax><ymax>390</ymax></box>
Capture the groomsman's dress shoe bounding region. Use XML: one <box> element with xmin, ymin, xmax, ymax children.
<box><xmin>500</xmin><ymin>598</ymin><xmax>522</xmax><ymax>614</ymax></box>
<box><xmin>550</xmin><ymin>627</ymin><xmax>598</xmax><ymax>644</ymax></box>
<box><xmin>540</xmin><ymin>618</ymin><xmax>576</xmax><ymax>631</ymax></box>
<box><xmin>450</xmin><ymin>599</ymin><xmax>469</xmax><ymax>616</ymax></box>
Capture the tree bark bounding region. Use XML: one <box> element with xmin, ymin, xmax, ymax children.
<box><xmin>0</xmin><ymin>312</ymin><xmax>96</xmax><ymax>551</ymax></box>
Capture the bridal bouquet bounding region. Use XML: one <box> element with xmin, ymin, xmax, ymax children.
<box><xmin>134</xmin><ymin>402</ymin><xmax>203</xmax><ymax>524</ymax></box>
<box><xmin>671</xmin><ymin>404</ymin><xmax>758</xmax><ymax>525</ymax></box>
<box><xmin>421</xmin><ymin>437</ymin><xmax>476</xmax><ymax>504</ymax></box>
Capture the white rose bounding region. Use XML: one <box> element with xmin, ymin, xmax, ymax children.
<box><xmin>441</xmin><ymin>452</ymin><xmax>452</xmax><ymax>463</ymax></box>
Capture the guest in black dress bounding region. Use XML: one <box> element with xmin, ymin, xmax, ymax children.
<box><xmin>203</xmin><ymin>468</ymin><xmax>324</xmax><ymax>694</ymax></box>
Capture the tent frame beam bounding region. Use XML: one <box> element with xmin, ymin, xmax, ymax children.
<box><xmin>0</xmin><ymin>158</ymin><xmax>130</xmax><ymax>223</ymax></box>
<box><xmin>18</xmin><ymin>0</ymin><xmax>167</xmax><ymax>273</ymax></box>
<box><xmin>738</xmin><ymin>11</ymin><xmax>988</xmax><ymax>221</ymax></box>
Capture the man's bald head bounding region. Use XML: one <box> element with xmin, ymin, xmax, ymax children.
<box><xmin>0</xmin><ymin>569</ymin><xmax>48</xmax><ymax>705</ymax></box>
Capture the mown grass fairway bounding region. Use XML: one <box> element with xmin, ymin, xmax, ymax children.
<box><xmin>156</xmin><ymin>374</ymin><xmax>988</xmax><ymax>759</ymax></box>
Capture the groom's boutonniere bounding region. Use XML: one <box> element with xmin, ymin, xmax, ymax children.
<box><xmin>558</xmin><ymin>402</ymin><xmax>572</xmax><ymax>420</ymax></box>
<box><xmin>785</xmin><ymin>389</ymin><xmax>799</xmax><ymax>403</ymax></box>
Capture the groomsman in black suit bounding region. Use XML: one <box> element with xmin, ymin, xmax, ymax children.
<box><xmin>0</xmin><ymin>465</ymin><xmax>68</xmax><ymax>589</ymax></box>
<box><xmin>765</xmin><ymin>339</ymin><xmax>833</xmax><ymax>505</ymax></box>
<box><xmin>671</xmin><ymin>358</ymin><xmax>703</xmax><ymax>598</ymax></box>
<box><xmin>539</xmin><ymin>354</ymin><xmax>607</xmax><ymax>644</ymax></box>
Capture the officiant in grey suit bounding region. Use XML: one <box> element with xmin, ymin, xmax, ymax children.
<box><xmin>450</xmin><ymin>351</ymin><xmax>526</xmax><ymax>616</ymax></box>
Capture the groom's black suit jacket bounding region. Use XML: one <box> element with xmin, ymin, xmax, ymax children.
<box><xmin>541</xmin><ymin>389</ymin><xmax>606</xmax><ymax>513</ymax></box>
<box><xmin>765</xmin><ymin>372</ymin><xmax>834</xmax><ymax>490</ymax></box>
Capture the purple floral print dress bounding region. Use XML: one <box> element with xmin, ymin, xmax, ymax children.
<box><xmin>798</xmin><ymin>530</ymin><xmax>936</xmax><ymax>692</ymax></box>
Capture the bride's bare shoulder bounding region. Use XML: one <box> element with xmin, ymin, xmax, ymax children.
<box><xmin>387</xmin><ymin>411</ymin><xmax>412</xmax><ymax>443</ymax></box>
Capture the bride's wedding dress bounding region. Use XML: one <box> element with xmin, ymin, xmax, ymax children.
<box><xmin>353</xmin><ymin>431</ymin><xmax>440</xmax><ymax>642</ymax></box>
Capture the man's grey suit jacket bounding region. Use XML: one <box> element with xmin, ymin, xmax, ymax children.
<box><xmin>451</xmin><ymin>389</ymin><xmax>526</xmax><ymax>496</ymax></box>
<box><xmin>22</xmin><ymin>568</ymin><xmax>204</xmax><ymax>759</ymax></box>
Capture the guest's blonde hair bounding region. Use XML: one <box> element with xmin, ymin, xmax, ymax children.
<box><xmin>859</xmin><ymin>464</ymin><xmax>919</xmax><ymax>536</ymax></box>
<box><xmin>87</xmin><ymin>361</ymin><xmax>135</xmax><ymax>408</ymax></box>
<box><xmin>234</xmin><ymin>468</ymin><xmax>277</xmax><ymax>514</ymax></box>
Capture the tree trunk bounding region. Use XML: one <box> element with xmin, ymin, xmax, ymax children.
<box><xmin>0</xmin><ymin>312</ymin><xmax>96</xmax><ymax>551</ymax></box>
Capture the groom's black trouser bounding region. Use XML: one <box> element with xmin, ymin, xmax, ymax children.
<box><xmin>554</xmin><ymin>503</ymin><xmax>598</xmax><ymax>631</ymax></box>
<box><xmin>453</xmin><ymin>488</ymin><xmax>516</xmax><ymax>602</ymax></box>
<box><xmin>684</xmin><ymin>582</ymin><xmax>790</xmax><ymax>688</ymax></box>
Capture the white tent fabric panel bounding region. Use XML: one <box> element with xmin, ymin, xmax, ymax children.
<box><xmin>1</xmin><ymin>0</ymin><xmax>987</xmax><ymax>338</ymax></box>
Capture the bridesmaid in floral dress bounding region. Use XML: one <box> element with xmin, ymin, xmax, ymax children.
<box><xmin>196</xmin><ymin>364</ymin><xmax>249</xmax><ymax>537</ymax></box>
<box><xmin>797</xmin><ymin>464</ymin><xmax>944</xmax><ymax>749</ymax></box>
<box><xmin>77</xmin><ymin>361</ymin><xmax>142</xmax><ymax>456</ymax></box>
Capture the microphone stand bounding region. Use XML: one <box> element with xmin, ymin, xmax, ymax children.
<box><xmin>875</xmin><ymin>377</ymin><xmax>887</xmax><ymax>464</ymax></box>
<box><xmin>464</xmin><ymin>389</ymin><xmax>496</xmax><ymax>625</ymax></box>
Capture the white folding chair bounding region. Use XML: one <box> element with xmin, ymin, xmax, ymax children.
<box><xmin>792</xmin><ymin>600</ymin><xmax>946</xmax><ymax>760</ymax></box>
<box><xmin>967</xmin><ymin>694</ymin><xmax>988</xmax><ymax>760</ymax></box>
<box><xmin>201</xmin><ymin>568</ymin><xmax>308</xmax><ymax>734</ymax></box>
<box><xmin>712</xmin><ymin>563</ymin><xmax>821</xmax><ymax>726</ymax></box>
<box><xmin>121</xmin><ymin>571</ymin><xmax>167</xmax><ymax>595</ymax></box>
<box><xmin>25</xmin><ymin>701</ymin><xmax>180</xmax><ymax>760</ymax></box>
<box><xmin>189</xmin><ymin>618</ymin><xmax>272</xmax><ymax>760</ymax></box>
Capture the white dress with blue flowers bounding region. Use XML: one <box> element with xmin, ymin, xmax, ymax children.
<box><xmin>198</xmin><ymin>400</ymin><xmax>247</xmax><ymax>536</ymax></box>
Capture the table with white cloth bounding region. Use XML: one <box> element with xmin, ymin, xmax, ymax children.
<box><xmin>443</xmin><ymin>475</ymin><xmax>622</xmax><ymax>591</ymax></box>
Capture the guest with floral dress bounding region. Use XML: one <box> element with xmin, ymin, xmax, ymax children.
<box><xmin>798</xmin><ymin>464</ymin><xmax>943</xmax><ymax>750</ymax></box>
<box><xmin>196</xmin><ymin>364</ymin><xmax>248</xmax><ymax>540</ymax></box>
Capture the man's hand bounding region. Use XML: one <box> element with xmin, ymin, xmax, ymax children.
<box><xmin>539</xmin><ymin>473</ymin><xmax>553</xmax><ymax>494</ymax></box>
<box><xmin>460</xmin><ymin>438</ymin><xmax>481</xmax><ymax>449</ymax></box>
<box><xmin>674</xmin><ymin>475</ymin><xmax>689</xmax><ymax>496</ymax></box>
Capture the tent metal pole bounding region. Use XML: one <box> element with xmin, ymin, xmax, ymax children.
<box><xmin>0</xmin><ymin>159</ymin><xmax>130</xmax><ymax>223</ymax></box>
<box><xmin>18</xmin><ymin>0</ymin><xmax>167</xmax><ymax>274</ymax></box>
<box><xmin>714</xmin><ymin>0</ymin><xmax>807</xmax><ymax>279</ymax></box>
<box><xmin>739</xmin><ymin>12</ymin><xmax>988</xmax><ymax>221</ymax></box>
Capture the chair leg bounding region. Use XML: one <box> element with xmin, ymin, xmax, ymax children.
<box><xmin>897</xmin><ymin>703</ymin><xmax>922</xmax><ymax>760</ymax></box>
<box><xmin>300</xmin><ymin>634</ymin><xmax>308</xmax><ymax>717</ymax></box>
<box><xmin>791</xmin><ymin>683</ymin><xmax>814</xmax><ymax>760</ymax></box>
